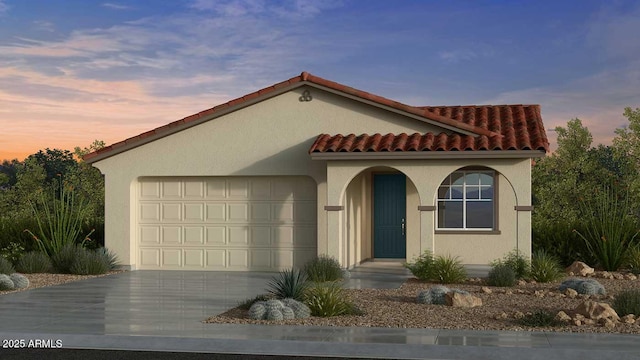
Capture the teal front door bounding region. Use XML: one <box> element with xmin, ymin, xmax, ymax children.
<box><xmin>373</xmin><ymin>174</ymin><xmax>406</xmax><ymax>258</ymax></box>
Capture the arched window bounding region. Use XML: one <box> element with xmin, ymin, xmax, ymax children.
<box><xmin>437</xmin><ymin>169</ymin><xmax>495</xmax><ymax>230</ymax></box>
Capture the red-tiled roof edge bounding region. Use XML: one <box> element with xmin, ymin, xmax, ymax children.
<box><xmin>83</xmin><ymin>72</ymin><xmax>500</xmax><ymax>162</ymax></box>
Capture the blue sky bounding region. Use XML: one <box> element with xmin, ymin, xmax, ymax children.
<box><xmin>1</xmin><ymin>0</ymin><xmax>639</xmax><ymax>160</ymax></box>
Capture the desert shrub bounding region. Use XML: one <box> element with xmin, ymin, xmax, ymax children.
<box><xmin>518</xmin><ymin>309</ymin><xmax>560</xmax><ymax>327</ymax></box>
<box><xmin>95</xmin><ymin>247</ymin><xmax>119</xmax><ymax>271</ymax></box>
<box><xmin>304</xmin><ymin>255</ymin><xmax>343</xmax><ymax>282</ymax></box>
<box><xmin>0</xmin><ymin>274</ymin><xmax>15</xmax><ymax>290</ymax></box>
<box><xmin>15</xmin><ymin>251</ymin><xmax>53</xmax><ymax>273</ymax></box>
<box><xmin>626</xmin><ymin>246</ymin><xmax>640</xmax><ymax>275</ymax></box>
<box><xmin>9</xmin><ymin>273</ymin><xmax>29</xmax><ymax>289</ymax></box>
<box><xmin>613</xmin><ymin>289</ymin><xmax>640</xmax><ymax>317</ymax></box>
<box><xmin>69</xmin><ymin>248</ymin><xmax>110</xmax><ymax>275</ymax></box>
<box><xmin>304</xmin><ymin>281</ymin><xmax>360</xmax><ymax>317</ymax></box>
<box><xmin>404</xmin><ymin>250</ymin><xmax>435</xmax><ymax>281</ymax></box>
<box><xmin>405</xmin><ymin>251</ymin><xmax>466</xmax><ymax>283</ymax></box>
<box><xmin>487</xmin><ymin>263</ymin><xmax>516</xmax><ymax>287</ymax></box>
<box><xmin>0</xmin><ymin>256</ymin><xmax>16</xmax><ymax>275</ymax></box>
<box><xmin>530</xmin><ymin>250</ymin><xmax>564</xmax><ymax>283</ymax></box>
<box><xmin>0</xmin><ymin>242</ymin><xmax>25</xmax><ymax>265</ymax></box>
<box><xmin>532</xmin><ymin>221</ymin><xmax>592</xmax><ymax>267</ymax></box>
<box><xmin>24</xmin><ymin>179</ymin><xmax>94</xmax><ymax>258</ymax></box>
<box><xmin>267</xmin><ymin>268</ymin><xmax>309</xmax><ymax>301</ymax></box>
<box><xmin>492</xmin><ymin>250</ymin><xmax>530</xmax><ymax>279</ymax></box>
<box><xmin>431</xmin><ymin>254</ymin><xmax>467</xmax><ymax>284</ymax></box>
<box><xmin>558</xmin><ymin>278</ymin><xmax>605</xmax><ymax>295</ymax></box>
<box><xmin>237</xmin><ymin>294</ymin><xmax>273</xmax><ymax>310</ymax></box>
<box><xmin>51</xmin><ymin>244</ymin><xmax>83</xmax><ymax>273</ymax></box>
<box><xmin>573</xmin><ymin>186</ymin><xmax>640</xmax><ymax>271</ymax></box>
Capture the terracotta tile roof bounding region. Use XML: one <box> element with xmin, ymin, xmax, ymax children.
<box><xmin>310</xmin><ymin>104</ymin><xmax>549</xmax><ymax>153</ymax></box>
<box><xmin>84</xmin><ymin>72</ymin><xmax>548</xmax><ymax>162</ymax></box>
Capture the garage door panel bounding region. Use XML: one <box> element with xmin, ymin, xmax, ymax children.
<box><xmin>206</xmin><ymin>226</ymin><xmax>226</xmax><ymax>244</ymax></box>
<box><xmin>184</xmin><ymin>249</ymin><xmax>204</xmax><ymax>267</ymax></box>
<box><xmin>184</xmin><ymin>227</ymin><xmax>204</xmax><ymax>244</ymax></box>
<box><xmin>161</xmin><ymin>249</ymin><xmax>182</xmax><ymax>267</ymax></box>
<box><xmin>140</xmin><ymin>226</ymin><xmax>160</xmax><ymax>244</ymax></box>
<box><xmin>138</xmin><ymin>176</ymin><xmax>317</xmax><ymax>271</ymax></box>
<box><xmin>184</xmin><ymin>203</ymin><xmax>204</xmax><ymax>221</ymax></box>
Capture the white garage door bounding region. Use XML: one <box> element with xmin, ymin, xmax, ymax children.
<box><xmin>137</xmin><ymin>176</ymin><xmax>317</xmax><ymax>271</ymax></box>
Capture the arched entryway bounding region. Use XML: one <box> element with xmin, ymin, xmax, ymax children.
<box><xmin>341</xmin><ymin>166</ymin><xmax>420</xmax><ymax>268</ymax></box>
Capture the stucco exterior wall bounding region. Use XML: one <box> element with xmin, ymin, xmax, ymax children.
<box><xmin>93</xmin><ymin>86</ymin><xmax>443</xmax><ymax>269</ymax></box>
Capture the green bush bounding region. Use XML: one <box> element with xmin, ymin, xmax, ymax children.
<box><xmin>267</xmin><ymin>268</ymin><xmax>309</xmax><ymax>301</ymax></box>
<box><xmin>626</xmin><ymin>246</ymin><xmax>640</xmax><ymax>275</ymax></box>
<box><xmin>404</xmin><ymin>250</ymin><xmax>435</xmax><ymax>281</ymax></box>
<box><xmin>518</xmin><ymin>309</ymin><xmax>560</xmax><ymax>327</ymax></box>
<box><xmin>487</xmin><ymin>263</ymin><xmax>516</xmax><ymax>287</ymax></box>
<box><xmin>573</xmin><ymin>186</ymin><xmax>640</xmax><ymax>271</ymax></box>
<box><xmin>69</xmin><ymin>249</ymin><xmax>111</xmax><ymax>275</ymax></box>
<box><xmin>431</xmin><ymin>255</ymin><xmax>467</xmax><ymax>284</ymax></box>
<box><xmin>405</xmin><ymin>251</ymin><xmax>466</xmax><ymax>283</ymax></box>
<box><xmin>304</xmin><ymin>255</ymin><xmax>343</xmax><ymax>282</ymax></box>
<box><xmin>0</xmin><ymin>242</ymin><xmax>25</xmax><ymax>265</ymax></box>
<box><xmin>0</xmin><ymin>256</ymin><xmax>15</xmax><ymax>275</ymax></box>
<box><xmin>16</xmin><ymin>251</ymin><xmax>53</xmax><ymax>273</ymax></box>
<box><xmin>532</xmin><ymin>221</ymin><xmax>592</xmax><ymax>267</ymax></box>
<box><xmin>51</xmin><ymin>244</ymin><xmax>83</xmax><ymax>273</ymax></box>
<box><xmin>612</xmin><ymin>289</ymin><xmax>640</xmax><ymax>317</ymax></box>
<box><xmin>95</xmin><ymin>247</ymin><xmax>119</xmax><ymax>271</ymax></box>
<box><xmin>530</xmin><ymin>250</ymin><xmax>564</xmax><ymax>283</ymax></box>
<box><xmin>492</xmin><ymin>250</ymin><xmax>530</xmax><ymax>279</ymax></box>
<box><xmin>304</xmin><ymin>281</ymin><xmax>360</xmax><ymax>317</ymax></box>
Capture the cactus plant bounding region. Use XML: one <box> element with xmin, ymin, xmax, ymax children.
<box><xmin>0</xmin><ymin>274</ymin><xmax>15</xmax><ymax>291</ymax></box>
<box><xmin>281</xmin><ymin>298</ymin><xmax>311</xmax><ymax>319</ymax></box>
<box><xmin>9</xmin><ymin>273</ymin><xmax>29</xmax><ymax>289</ymax></box>
<box><xmin>559</xmin><ymin>278</ymin><xmax>605</xmax><ymax>295</ymax></box>
<box><xmin>248</xmin><ymin>302</ymin><xmax>267</xmax><ymax>320</ymax></box>
<box><xmin>281</xmin><ymin>306</ymin><xmax>295</xmax><ymax>320</ymax></box>
<box><xmin>266</xmin><ymin>309</ymin><xmax>284</xmax><ymax>321</ymax></box>
<box><xmin>417</xmin><ymin>285</ymin><xmax>451</xmax><ymax>305</ymax></box>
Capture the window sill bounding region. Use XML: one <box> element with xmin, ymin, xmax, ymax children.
<box><xmin>435</xmin><ymin>230</ymin><xmax>501</xmax><ymax>235</ymax></box>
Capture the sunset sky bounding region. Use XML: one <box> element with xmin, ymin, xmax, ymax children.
<box><xmin>1</xmin><ymin>0</ymin><xmax>639</xmax><ymax>161</ymax></box>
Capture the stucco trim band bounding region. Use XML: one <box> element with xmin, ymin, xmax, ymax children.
<box><xmin>514</xmin><ymin>205</ymin><xmax>534</xmax><ymax>211</ymax></box>
<box><xmin>417</xmin><ymin>205</ymin><xmax>436</xmax><ymax>211</ymax></box>
<box><xmin>324</xmin><ymin>205</ymin><xmax>344</xmax><ymax>211</ymax></box>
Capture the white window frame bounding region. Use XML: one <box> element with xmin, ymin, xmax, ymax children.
<box><xmin>436</xmin><ymin>170</ymin><xmax>495</xmax><ymax>231</ymax></box>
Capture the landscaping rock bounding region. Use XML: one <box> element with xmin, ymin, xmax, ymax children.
<box><xmin>517</xmin><ymin>279</ymin><xmax>527</xmax><ymax>286</ymax></box>
<box><xmin>621</xmin><ymin>314</ymin><xmax>636</xmax><ymax>324</ymax></box>
<box><xmin>613</xmin><ymin>273</ymin><xmax>625</xmax><ymax>280</ymax></box>
<box><xmin>481</xmin><ymin>286</ymin><xmax>492</xmax><ymax>294</ymax></box>
<box><xmin>599</xmin><ymin>318</ymin><xmax>616</xmax><ymax>330</ymax></box>
<box><xmin>446</xmin><ymin>292</ymin><xmax>482</xmax><ymax>308</ymax></box>
<box><xmin>624</xmin><ymin>273</ymin><xmax>637</xmax><ymax>281</ymax></box>
<box><xmin>534</xmin><ymin>290</ymin><xmax>545</xmax><ymax>298</ymax></box>
<box><xmin>574</xmin><ymin>300</ymin><xmax>620</xmax><ymax>322</ymax></box>
<box><xmin>566</xmin><ymin>261</ymin><xmax>594</xmax><ymax>276</ymax></box>
<box><xmin>555</xmin><ymin>311</ymin><xmax>572</xmax><ymax>323</ymax></box>
<box><xmin>513</xmin><ymin>311</ymin><xmax>525</xmax><ymax>319</ymax></box>
<box><xmin>565</xmin><ymin>288</ymin><xmax>578</xmax><ymax>298</ymax></box>
<box><xmin>495</xmin><ymin>312</ymin><xmax>508</xmax><ymax>320</ymax></box>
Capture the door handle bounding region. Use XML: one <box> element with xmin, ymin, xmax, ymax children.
<box><xmin>401</xmin><ymin>218</ymin><xmax>405</xmax><ymax>236</ymax></box>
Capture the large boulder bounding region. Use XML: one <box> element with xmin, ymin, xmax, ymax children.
<box><xmin>566</xmin><ymin>261</ymin><xmax>594</xmax><ymax>276</ymax></box>
<box><xmin>574</xmin><ymin>300</ymin><xmax>620</xmax><ymax>322</ymax></box>
<box><xmin>445</xmin><ymin>292</ymin><xmax>482</xmax><ymax>308</ymax></box>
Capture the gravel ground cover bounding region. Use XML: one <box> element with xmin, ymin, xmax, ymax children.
<box><xmin>205</xmin><ymin>273</ymin><xmax>640</xmax><ymax>334</ymax></box>
<box><xmin>0</xmin><ymin>272</ymin><xmax>124</xmax><ymax>295</ymax></box>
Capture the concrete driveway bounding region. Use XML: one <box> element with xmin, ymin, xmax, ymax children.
<box><xmin>0</xmin><ymin>265</ymin><xmax>639</xmax><ymax>360</ymax></box>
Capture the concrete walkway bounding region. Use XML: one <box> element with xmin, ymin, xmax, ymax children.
<box><xmin>0</xmin><ymin>265</ymin><xmax>638</xmax><ymax>359</ymax></box>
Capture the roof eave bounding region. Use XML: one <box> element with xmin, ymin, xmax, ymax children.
<box><xmin>309</xmin><ymin>150</ymin><xmax>547</xmax><ymax>161</ymax></box>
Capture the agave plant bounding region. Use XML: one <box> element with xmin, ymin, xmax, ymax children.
<box><xmin>266</xmin><ymin>268</ymin><xmax>309</xmax><ymax>301</ymax></box>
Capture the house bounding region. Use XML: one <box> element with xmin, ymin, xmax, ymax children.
<box><xmin>84</xmin><ymin>72</ymin><xmax>549</xmax><ymax>271</ymax></box>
